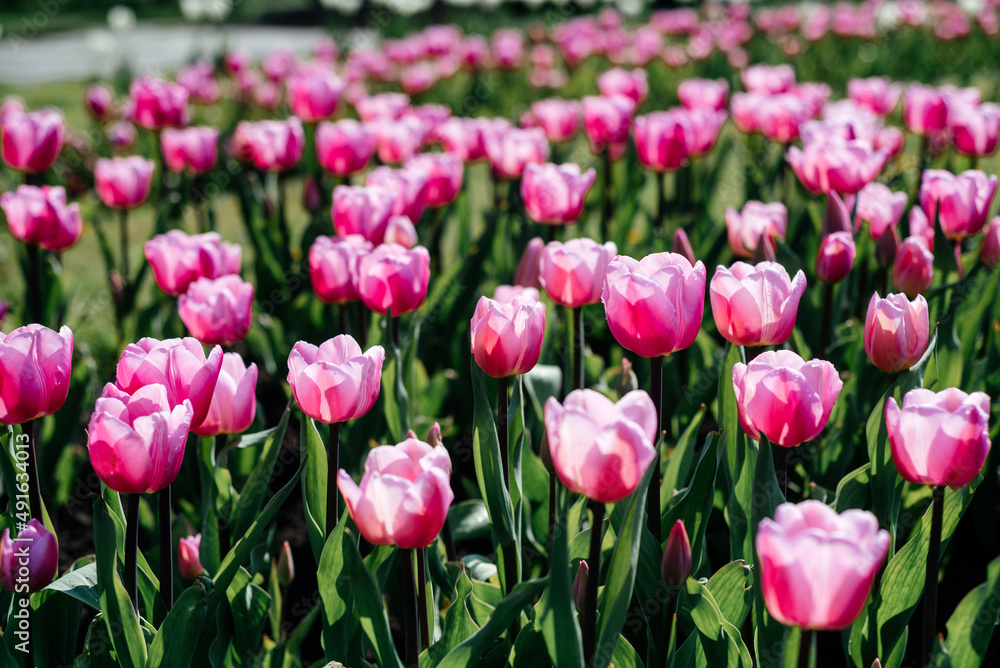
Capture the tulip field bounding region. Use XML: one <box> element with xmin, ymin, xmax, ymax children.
<box><xmin>2</xmin><ymin>1</ymin><xmax>1000</xmax><ymax>666</ymax></box>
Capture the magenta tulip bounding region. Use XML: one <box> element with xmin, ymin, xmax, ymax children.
<box><xmin>539</xmin><ymin>238</ymin><xmax>618</xmax><ymax>308</ymax></box>
<box><xmin>732</xmin><ymin>350</ymin><xmax>843</xmax><ymax>447</ymax></box>
<box><xmin>950</xmin><ymin>103</ymin><xmax>1000</xmax><ymax>157</ymax></box>
<box><xmin>370</xmin><ymin>117</ymin><xmax>429</xmax><ymax>165</ymax></box>
<box><xmin>287</xmin><ymin>335</ymin><xmax>384</xmax><ymax>424</ymax></box>
<box><xmin>919</xmin><ymin>169</ymin><xmax>998</xmax><ymax>241</ymax></box>
<box><xmin>309</xmin><ymin>234</ymin><xmax>371</xmax><ymax>305</ymax></box>
<box><xmin>367</xmin><ymin>166</ymin><xmax>428</xmax><ymax>222</ymax></box>
<box><xmin>521</xmin><ymin>162</ymin><xmax>596</xmax><ymax>225</ymax></box>
<box><xmin>1</xmin><ymin>108</ymin><xmax>65</xmax><ymax>173</ymax></box>
<box><xmin>129</xmin><ymin>76</ymin><xmax>189</xmax><ymax>130</ymax></box>
<box><xmin>240</xmin><ymin>118</ymin><xmax>304</xmax><ymax>172</ymax></box>
<box><xmin>0</xmin><ymin>520</ymin><xmax>58</xmax><ymax>593</ymax></box>
<box><xmin>757</xmin><ymin>500</ymin><xmax>889</xmax><ymax>630</ymax></box>
<box><xmin>787</xmin><ymin>139</ymin><xmax>888</xmax><ymax>195</ymax></box>
<box><xmin>904</xmin><ymin>84</ymin><xmax>948</xmax><ymax>136</ymax></box>
<box><xmin>893</xmin><ymin>237</ymin><xmax>934</xmax><ymax>298</ymax></box>
<box><xmin>725</xmin><ymin>201</ymin><xmax>788</xmax><ymax>258</ymax></box>
<box><xmin>530</xmin><ymin>99</ymin><xmax>581</xmax><ymax>143</ymax></box>
<box><xmin>742</xmin><ymin>64</ymin><xmax>795</xmax><ymax>94</ymax></box>
<box><xmin>874</xmin><ymin>127</ymin><xmax>905</xmax><ymax>158</ymax></box>
<box><xmin>864</xmin><ymin>292</ymin><xmax>930</xmax><ymax>373</ymax></box>
<box><xmin>847</xmin><ymin>77</ymin><xmax>902</xmax><ymax>116</ymax></box>
<box><xmin>544</xmin><ymin>389</ymin><xmax>657</xmax><ymax>504</ymax></box>
<box><xmin>161</xmin><ymin>126</ymin><xmax>219</xmax><ymax>175</ymax></box>
<box><xmin>603</xmin><ymin>252</ymin><xmax>706</xmax><ymax>358</ymax></box>
<box><xmin>1</xmin><ymin>185</ymin><xmax>82</xmax><ymax>251</ymax></box>
<box><xmin>287</xmin><ymin>63</ymin><xmax>344</xmax><ymax>122</ymax></box>
<box><xmin>582</xmin><ymin>95</ymin><xmax>635</xmax><ymax>160</ymax></box>
<box><xmin>0</xmin><ymin>325</ymin><xmax>73</xmax><ymax>426</ymax></box>
<box><xmin>115</xmin><ymin>337</ymin><xmax>223</xmax><ymax>431</ymax></box>
<box><xmin>981</xmin><ymin>217</ymin><xmax>1000</xmax><ymax>268</ymax></box>
<box><xmin>710</xmin><ymin>261</ymin><xmax>806</xmax><ymax>347</ymax></box>
<box><xmin>483</xmin><ymin>126</ymin><xmax>550</xmax><ymax>180</ymax></box>
<box><xmin>337</xmin><ymin>435</ymin><xmax>453</xmax><ymax>549</ymax></box>
<box><xmin>178</xmin><ymin>534</ymin><xmax>203</xmax><ymax>580</ymax></box>
<box><xmin>855</xmin><ymin>183</ymin><xmax>908</xmax><ymax>240</ymax></box>
<box><xmin>404</xmin><ymin>153</ymin><xmax>463</xmax><ymax>208</ymax></box>
<box><xmin>661</xmin><ymin>520</ymin><xmax>692</xmax><ymax>590</ymax></box>
<box><xmin>178</xmin><ymin>275</ymin><xmax>254</xmax><ymax>347</ymax></box>
<box><xmin>331</xmin><ymin>185</ymin><xmax>396</xmax><ymax>245</ymax></box>
<box><xmin>597</xmin><ymin>68</ymin><xmax>649</xmax><ymax>106</ymax></box>
<box><xmin>670</xmin><ymin>107</ymin><xmax>727</xmax><ymax>157</ymax></box>
<box><xmin>177</xmin><ymin>61</ymin><xmax>221</xmax><ymax>106</ymax></box>
<box><xmin>315</xmin><ymin>119</ymin><xmax>376</xmax><ymax>177</ymax></box>
<box><xmin>144</xmin><ymin>230</ymin><xmax>241</xmax><ymax>297</ymax></box>
<box><xmin>678</xmin><ymin>78</ymin><xmax>729</xmax><ymax>111</ymax></box>
<box><xmin>193</xmin><ymin>353</ymin><xmax>257</xmax><ymax>438</ymax></box>
<box><xmin>84</xmin><ymin>84</ymin><xmax>115</xmax><ymax>122</ymax></box>
<box><xmin>633</xmin><ymin>112</ymin><xmax>689</xmax><ymax>172</ymax></box>
<box><xmin>357</xmin><ymin>243</ymin><xmax>431</xmax><ymax>316</ymax></box>
<box><xmin>384</xmin><ymin>215</ymin><xmax>418</xmax><ymax>249</ymax></box>
<box><xmin>886</xmin><ymin>388</ymin><xmax>992</xmax><ymax>488</ymax></box>
<box><xmin>432</xmin><ymin>117</ymin><xmax>486</xmax><ymax>162</ymax></box>
<box><xmin>470</xmin><ymin>295</ymin><xmax>546</xmax><ymax>378</ymax></box>
<box><xmin>354</xmin><ymin>93</ymin><xmax>410</xmax><ymax>123</ymax></box>
<box><xmin>94</xmin><ymin>156</ymin><xmax>154</xmax><ymax>210</ymax></box>
<box><xmin>87</xmin><ymin>383</ymin><xmax>193</xmax><ymax>494</ymax></box>
<box><xmin>816</xmin><ymin>232</ymin><xmax>856</xmax><ymax>284</ymax></box>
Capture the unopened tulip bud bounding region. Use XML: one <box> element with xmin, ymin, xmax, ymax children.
<box><xmin>178</xmin><ymin>534</ymin><xmax>203</xmax><ymax>580</ymax></box>
<box><xmin>302</xmin><ymin>176</ymin><xmax>322</xmax><ymax>212</ymax></box>
<box><xmin>0</xmin><ymin>520</ymin><xmax>58</xmax><ymax>593</ymax></box>
<box><xmin>277</xmin><ymin>540</ymin><xmax>295</xmax><ymax>586</ymax></box>
<box><xmin>752</xmin><ymin>236</ymin><xmax>777</xmax><ymax>263</ymax></box>
<box><xmin>871</xmin><ymin>661</ymin><xmax>881</xmax><ymax>668</ymax></box>
<box><xmin>876</xmin><ymin>225</ymin><xmax>901</xmax><ymax>267</ymax></box>
<box><xmin>823</xmin><ymin>191</ymin><xmax>853</xmax><ymax>235</ymax></box>
<box><xmin>661</xmin><ymin>520</ymin><xmax>692</xmax><ymax>592</ymax></box>
<box><xmin>816</xmin><ymin>232</ymin><xmax>856</xmax><ymax>284</ymax></box>
<box><xmin>981</xmin><ymin>217</ymin><xmax>1000</xmax><ymax>268</ymax></box>
<box><xmin>614</xmin><ymin>358</ymin><xmax>638</xmax><ymax>397</ymax></box>
<box><xmin>514</xmin><ymin>237</ymin><xmax>544</xmax><ymax>289</ymax></box>
<box><xmin>572</xmin><ymin>560</ymin><xmax>589</xmax><ymax>612</ymax></box>
<box><xmin>427</xmin><ymin>422</ymin><xmax>443</xmax><ymax>447</ymax></box>
<box><xmin>672</xmin><ymin>228</ymin><xmax>696</xmax><ymax>265</ymax></box>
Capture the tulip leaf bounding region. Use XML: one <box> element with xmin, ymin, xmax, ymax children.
<box><xmin>42</xmin><ymin>560</ymin><xmax>99</xmax><ymax>610</ymax></box>
<box><xmin>382</xmin><ymin>329</ymin><xmax>411</xmax><ymax>443</ymax></box>
<box><xmin>300</xmin><ymin>415</ymin><xmax>328</xmax><ymax>563</ymax></box>
<box><xmin>448</xmin><ymin>500</ymin><xmax>491</xmax><ymax>542</ymax></box>
<box><xmin>29</xmin><ymin>557</ymin><xmax>91</xmax><ymax>668</ymax></box>
<box><xmin>92</xmin><ymin>496</ymin><xmax>148</xmax><ymax>668</ymax></box>
<box><xmin>436</xmin><ymin>578</ymin><xmax>548</xmax><ymax>668</ymax></box>
<box><xmin>943</xmin><ymin>553</ymin><xmax>1000</xmax><ymax>667</ymax></box>
<box><xmin>705</xmin><ymin>560</ymin><xmax>754</xmax><ymax>631</ymax></box>
<box><xmin>422</xmin><ymin>565</ymin><xmax>480</xmax><ymax>668</ymax></box>
<box><xmin>317</xmin><ymin>509</ymin><xmax>353</xmax><ymax>661</ymax></box>
<box><xmin>145</xmin><ymin>578</ymin><xmax>212</xmax><ymax>668</ymax></box>
<box><xmin>833</xmin><ymin>463</ymin><xmax>872</xmax><ymax>512</ymax></box>
<box><xmin>662</xmin><ymin>404</ymin><xmax>707</xmax><ymax>512</ymax></box>
<box><xmin>539</xmin><ymin>482</ymin><xmax>584</xmax><ymax>667</ymax></box>
<box><xmin>594</xmin><ymin>458</ymin><xmax>656</xmax><ymax>667</ymax></box>
<box><xmin>677</xmin><ymin>576</ymin><xmax>752</xmax><ymax>668</ymax></box>
<box><xmin>662</xmin><ymin>430</ymin><xmax>725</xmax><ymax>572</ymax></box>
<box><xmin>749</xmin><ymin>436</ymin><xmax>787</xmax><ymax>668</ymax></box>
<box><xmin>343</xmin><ymin>531</ymin><xmax>404</xmax><ymax>668</ymax></box>
<box><xmin>229</xmin><ymin>401</ymin><xmax>291</xmax><ymax>539</ymax></box>
<box><xmin>470</xmin><ymin>361</ymin><xmax>516</xmax><ymax>553</ymax></box>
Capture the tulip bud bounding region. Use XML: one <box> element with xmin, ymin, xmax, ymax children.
<box><xmin>876</xmin><ymin>225</ymin><xmax>901</xmax><ymax>267</ymax></box>
<box><xmin>671</xmin><ymin>228</ymin><xmax>696</xmax><ymax>265</ymax></box>
<box><xmin>871</xmin><ymin>661</ymin><xmax>882</xmax><ymax>668</ymax></box>
<box><xmin>302</xmin><ymin>176</ymin><xmax>322</xmax><ymax>212</ymax></box>
<box><xmin>572</xmin><ymin>560</ymin><xmax>589</xmax><ymax>612</ymax></box>
<box><xmin>514</xmin><ymin>237</ymin><xmax>544</xmax><ymax>289</ymax></box>
<box><xmin>893</xmin><ymin>237</ymin><xmax>934</xmax><ymax>299</ymax></box>
<box><xmin>661</xmin><ymin>520</ymin><xmax>692</xmax><ymax>592</ymax></box>
<box><xmin>277</xmin><ymin>540</ymin><xmax>295</xmax><ymax>586</ymax></box>
<box><xmin>178</xmin><ymin>534</ymin><xmax>203</xmax><ymax>580</ymax></box>
<box><xmin>614</xmin><ymin>358</ymin><xmax>638</xmax><ymax>397</ymax></box>
<box><xmin>427</xmin><ymin>422</ymin><xmax>443</xmax><ymax>448</ymax></box>
<box><xmin>823</xmin><ymin>191</ymin><xmax>853</xmax><ymax>235</ymax></box>
<box><xmin>981</xmin><ymin>217</ymin><xmax>1000</xmax><ymax>268</ymax></box>
<box><xmin>752</xmin><ymin>235</ymin><xmax>777</xmax><ymax>263</ymax></box>
<box><xmin>0</xmin><ymin>520</ymin><xmax>58</xmax><ymax>593</ymax></box>
<box><xmin>816</xmin><ymin>232</ymin><xmax>856</xmax><ymax>284</ymax></box>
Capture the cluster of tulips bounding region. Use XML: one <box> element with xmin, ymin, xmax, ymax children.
<box><xmin>0</xmin><ymin>0</ymin><xmax>998</xmax><ymax>666</ymax></box>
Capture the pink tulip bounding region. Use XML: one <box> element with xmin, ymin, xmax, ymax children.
<box><xmin>678</xmin><ymin>78</ymin><xmax>729</xmax><ymax>111</ymax></box>
<box><xmin>521</xmin><ymin>162</ymin><xmax>596</xmax><ymax>225</ymax></box>
<box><xmin>315</xmin><ymin>119</ymin><xmax>376</xmax><ymax>177</ymax></box>
<box><xmin>287</xmin><ymin>335</ymin><xmax>384</xmax><ymax>424</ymax></box>
<box><xmin>331</xmin><ymin>185</ymin><xmax>397</xmax><ymax>245</ymax></box>
<box><xmin>742</xmin><ymin>64</ymin><xmax>795</xmax><ymax>94</ymax></box>
<box><xmin>178</xmin><ymin>275</ymin><xmax>254</xmax><ymax>347</ymax></box>
<box><xmin>384</xmin><ymin>215</ymin><xmax>419</xmax><ymax>248</ymax></box>
<box><xmin>240</xmin><ymin>118</ymin><xmax>304</xmax><ymax>172</ymax></box>
<box><xmin>710</xmin><ymin>261</ymin><xmax>806</xmax><ymax>347</ymax></box>
<box><xmin>544</xmin><ymin>389</ymin><xmax>657</xmax><ymax>504</ymax></box>
<box><xmin>886</xmin><ymin>388</ymin><xmax>992</xmax><ymax>488</ymax></box>
<box><xmin>400</xmin><ymin>62</ymin><xmax>439</xmax><ymax>96</ymax></box>
<box><xmin>277</xmin><ymin>540</ymin><xmax>295</xmax><ymax>585</ymax></box>
<box><xmin>176</xmin><ymin>62</ymin><xmax>221</xmax><ymax>106</ymax></box>
<box><xmin>855</xmin><ymin>183</ymin><xmax>908</xmax><ymax>240</ymax></box>
<box><xmin>893</xmin><ymin>237</ymin><xmax>934</xmax><ymax>299</ymax></box>
<box><xmin>432</xmin><ymin>117</ymin><xmax>486</xmax><ymax>162</ymax></box>
<box><xmin>757</xmin><ymin>500</ymin><xmax>889</xmax><ymax>631</ymax></box>
<box><xmin>582</xmin><ymin>95</ymin><xmax>635</xmax><ymax>159</ymax></box>
<box><xmin>287</xmin><ymin>63</ymin><xmax>344</xmax><ymax>122</ymax></box>
<box><xmin>904</xmin><ymin>85</ymin><xmax>948</xmax><ymax>136</ymax></box>
<box><xmin>367</xmin><ymin>167</ymin><xmax>428</xmax><ymax>222</ymax></box>
<box><xmin>981</xmin><ymin>217</ymin><xmax>1000</xmax><ymax>268</ymax></box>
<box><xmin>0</xmin><ymin>325</ymin><xmax>73</xmax><ymax>426</ymax></box>
<box><xmin>254</xmin><ymin>82</ymin><xmax>282</xmax><ymax>111</ymax></box>
<box><xmin>354</xmin><ymin>93</ymin><xmax>410</xmax><ymax>123</ymax></box>
<box><xmin>87</xmin><ymin>383</ymin><xmax>193</xmax><ymax>494</ymax></box>
<box><xmin>603</xmin><ymin>252</ymin><xmax>706</xmax><ymax>358</ymax></box>
<box><xmin>193</xmin><ymin>353</ymin><xmax>257</xmax><ymax>437</ymax></box>
<box><xmin>107</xmin><ymin>121</ymin><xmax>138</xmax><ymax>153</ymax></box>
<box><xmin>356</xmin><ymin>243</ymin><xmax>431</xmax><ymax>316</ymax></box>
<box><xmin>491</xmin><ymin>29</ymin><xmax>525</xmax><ymax>69</ymax></box>
<box><xmin>224</xmin><ymin>49</ymin><xmax>250</xmax><ymax>75</ymax></box>
<box><xmin>597</xmin><ymin>68</ymin><xmax>649</xmax><ymax>106</ymax></box>
<box><xmin>787</xmin><ymin>139</ymin><xmax>888</xmax><ymax>195</ymax></box>
<box><xmin>84</xmin><ymin>84</ymin><xmax>115</xmax><ymax>122</ymax></box>
<box><xmin>847</xmin><ymin>77</ymin><xmax>902</xmax><ymax>116</ymax></box>
<box><xmin>161</xmin><ymin>126</ymin><xmax>219</xmax><ymax>175</ymax></box>
<box><xmin>732</xmin><ymin>350</ymin><xmax>843</xmax><ymax>447</ymax></box>
<box><xmin>404</xmin><ymin>153</ymin><xmax>463</xmax><ymax>208</ymax></box>
<box><xmin>262</xmin><ymin>49</ymin><xmax>296</xmax><ymax>83</ymax></box>
<box><xmin>874</xmin><ymin>127</ymin><xmax>905</xmax><ymax>158</ymax></box>
<box><xmin>515</xmin><ymin>237</ymin><xmax>544</xmax><ymax>289</ymax></box>
<box><xmin>470</xmin><ymin>295</ymin><xmax>546</xmax><ymax>378</ymax></box>
<box><xmin>144</xmin><ymin>230</ymin><xmax>242</xmax><ymax>297</ymax></box>
<box><xmin>530</xmin><ymin>99</ymin><xmax>581</xmax><ymax>143</ymax></box>
<box><xmin>920</xmin><ymin>169</ymin><xmax>998</xmax><ymax>241</ymax></box>
<box><xmin>115</xmin><ymin>337</ymin><xmax>223</xmax><ymax>431</ymax></box>
<box><xmin>670</xmin><ymin>108</ymin><xmax>727</xmax><ymax>157</ymax></box>
<box><xmin>539</xmin><ymin>238</ymin><xmax>617</xmax><ymax>308</ymax></box>
<box><xmin>0</xmin><ymin>520</ymin><xmax>58</xmax><ymax>593</ymax></box>
<box><xmin>483</xmin><ymin>126</ymin><xmax>550</xmax><ymax>180</ymax></box>
<box><xmin>95</xmin><ymin>156</ymin><xmax>154</xmax><ymax>210</ymax></box>
<box><xmin>129</xmin><ymin>76</ymin><xmax>189</xmax><ymax>130</ymax></box>
<box><xmin>371</xmin><ymin>117</ymin><xmax>429</xmax><ymax>165</ymax></box>
<box><xmin>309</xmin><ymin>235</ymin><xmax>371</xmax><ymax>305</ymax></box>
<box><xmin>816</xmin><ymin>231</ymin><xmax>856</xmax><ymax>284</ymax></box>
<box><xmin>178</xmin><ymin>534</ymin><xmax>203</xmax><ymax>579</ymax></box>
<box><xmin>1</xmin><ymin>108</ymin><xmax>64</xmax><ymax>173</ymax></box>
<box><xmin>494</xmin><ymin>285</ymin><xmax>540</xmax><ymax>303</ymax></box>
<box><xmin>634</xmin><ymin>112</ymin><xmax>690</xmax><ymax>172</ymax></box>
<box><xmin>864</xmin><ymin>292</ymin><xmax>930</xmax><ymax>373</ymax></box>
<box><xmin>337</xmin><ymin>435</ymin><xmax>453</xmax><ymax>549</ymax></box>
<box><xmin>661</xmin><ymin>520</ymin><xmax>692</xmax><ymax>590</ymax></box>
<box><xmin>731</xmin><ymin>92</ymin><xmax>811</xmax><ymax>143</ymax></box>
<box><xmin>0</xmin><ymin>185</ymin><xmax>82</xmax><ymax>251</ymax></box>
<box><xmin>725</xmin><ymin>201</ymin><xmax>787</xmax><ymax>258</ymax></box>
<box><xmin>950</xmin><ymin>103</ymin><xmax>1000</xmax><ymax>157</ymax></box>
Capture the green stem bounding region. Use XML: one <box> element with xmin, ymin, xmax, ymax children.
<box><xmin>923</xmin><ymin>485</ymin><xmax>945</xmax><ymax>664</ymax></box>
<box><xmin>23</xmin><ymin>420</ymin><xmax>42</xmax><ymax>521</ymax></box>
<box><xmin>216</xmin><ymin>433</ymin><xmax>230</xmax><ymax>555</ymax></box>
<box><xmin>402</xmin><ymin>549</ymin><xmax>419</xmax><ymax>668</ymax></box>
<box><xmin>417</xmin><ymin>547</ymin><xmax>429</xmax><ymax>650</ymax></box>
<box><xmin>328</xmin><ymin>422</ymin><xmax>341</xmax><ymax>536</ymax></box>
<box><xmin>572</xmin><ymin>307</ymin><xmax>584</xmax><ymax>391</ymax></box>
<box><xmin>125</xmin><ymin>493</ymin><xmax>140</xmax><ymax>613</ymax></box>
<box><xmin>582</xmin><ymin>501</ymin><xmax>606</xmax><ymax>667</ymax></box>
<box><xmin>25</xmin><ymin>243</ymin><xmax>42</xmax><ymax>325</ymax></box>
<box><xmin>648</xmin><ymin>356</ymin><xmax>664</xmax><ymax>547</ymax></box>
<box><xmin>160</xmin><ymin>485</ymin><xmax>173</xmax><ymax>611</ymax></box>
<box><xmin>119</xmin><ymin>208</ymin><xmax>129</xmax><ymax>287</ymax></box>
<box><xmin>798</xmin><ymin>628</ymin><xmax>814</xmax><ymax>668</ymax></box>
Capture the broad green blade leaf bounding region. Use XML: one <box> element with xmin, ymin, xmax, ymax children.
<box><xmin>470</xmin><ymin>361</ymin><xmax>516</xmax><ymax>552</ymax></box>
<box><xmin>422</xmin><ymin>565</ymin><xmax>479</xmax><ymax>668</ymax></box>
<box><xmin>539</xmin><ymin>483</ymin><xmax>584</xmax><ymax>666</ymax></box>
<box><xmin>383</xmin><ymin>336</ymin><xmax>411</xmax><ymax>443</ymax></box>
<box><xmin>705</xmin><ymin>560</ymin><xmax>754</xmax><ymax>630</ymax></box>
<box><xmin>42</xmin><ymin>561</ymin><xmax>99</xmax><ymax>610</ymax></box>
<box><xmin>944</xmin><ymin>554</ymin><xmax>1000</xmax><ymax>668</ymax></box>
<box><xmin>318</xmin><ymin>509</ymin><xmax>353</xmax><ymax>661</ymax></box>
<box><xmin>229</xmin><ymin>403</ymin><xmax>291</xmax><ymax>538</ymax></box>
<box><xmin>448</xmin><ymin>501</ymin><xmax>491</xmax><ymax>542</ymax></box>
<box><xmin>662</xmin><ymin>431</ymin><xmax>726</xmax><ymax>572</ymax></box>
<box><xmin>662</xmin><ymin>405</ymin><xmax>707</xmax><ymax>508</ymax></box>
<box><xmin>145</xmin><ymin>579</ymin><xmax>213</xmax><ymax>668</ymax></box>
<box><xmin>300</xmin><ymin>414</ymin><xmax>328</xmax><ymax>563</ymax></box>
<box><xmin>344</xmin><ymin>533</ymin><xmax>404</xmax><ymax>668</ymax></box>
<box><xmin>749</xmin><ymin>436</ymin><xmax>787</xmax><ymax>668</ymax></box>
<box><xmin>678</xmin><ymin>576</ymin><xmax>749</xmax><ymax>668</ymax></box>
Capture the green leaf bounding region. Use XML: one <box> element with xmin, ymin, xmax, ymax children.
<box><xmin>42</xmin><ymin>561</ymin><xmax>99</xmax><ymax>610</ymax></box>
<box><xmin>383</xmin><ymin>335</ymin><xmax>411</xmax><ymax>443</ymax></box>
<box><xmin>145</xmin><ymin>579</ymin><xmax>213</xmax><ymax>668</ymax></box>
<box><xmin>662</xmin><ymin>405</ymin><xmax>707</xmax><ymax>508</ymax></box>
<box><xmin>300</xmin><ymin>414</ymin><xmax>328</xmax><ymax>563</ymax></box>
<box><xmin>749</xmin><ymin>436</ymin><xmax>787</xmax><ymax>668</ymax></box>
<box><xmin>229</xmin><ymin>403</ymin><xmax>291</xmax><ymax>538</ymax></box>
<box><xmin>92</xmin><ymin>497</ymin><xmax>148</xmax><ymax>668</ymax></box>
<box><xmin>662</xmin><ymin>431</ymin><xmax>725</xmax><ymax>572</ymax></box>
<box><xmin>594</xmin><ymin>459</ymin><xmax>657</xmax><ymax>667</ymax></box>
<box><xmin>345</xmin><ymin>534</ymin><xmax>404</xmax><ymax>668</ymax></box>
<box><xmin>705</xmin><ymin>560</ymin><xmax>754</xmax><ymax>630</ymax></box>
<box><xmin>422</xmin><ymin>566</ymin><xmax>480</xmax><ymax>668</ymax></box>
<box><xmin>318</xmin><ymin>510</ymin><xmax>353</xmax><ymax>661</ymax></box>
<box><xmin>833</xmin><ymin>464</ymin><xmax>872</xmax><ymax>512</ymax></box>
<box><xmin>677</xmin><ymin>576</ymin><xmax>751</xmax><ymax>668</ymax></box>
<box><xmin>944</xmin><ymin>553</ymin><xmax>1000</xmax><ymax>668</ymax></box>
<box><xmin>470</xmin><ymin>361</ymin><xmax>516</xmax><ymax>552</ymax></box>
<box><xmin>448</xmin><ymin>501</ymin><xmax>491</xmax><ymax>542</ymax></box>
<box><xmin>539</xmin><ymin>483</ymin><xmax>584</xmax><ymax>666</ymax></box>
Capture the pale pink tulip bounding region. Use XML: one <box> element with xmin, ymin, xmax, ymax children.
<box><xmin>864</xmin><ymin>292</ymin><xmax>930</xmax><ymax>373</ymax></box>
<box><xmin>287</xmin><ymin>335</ymin><xmax>384</xmax><ymax>424</ymax></box>
<box><xmin>710</xmin><ymin>261</ymin><xmax>806</xmax><ymax>347</ymax></box>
